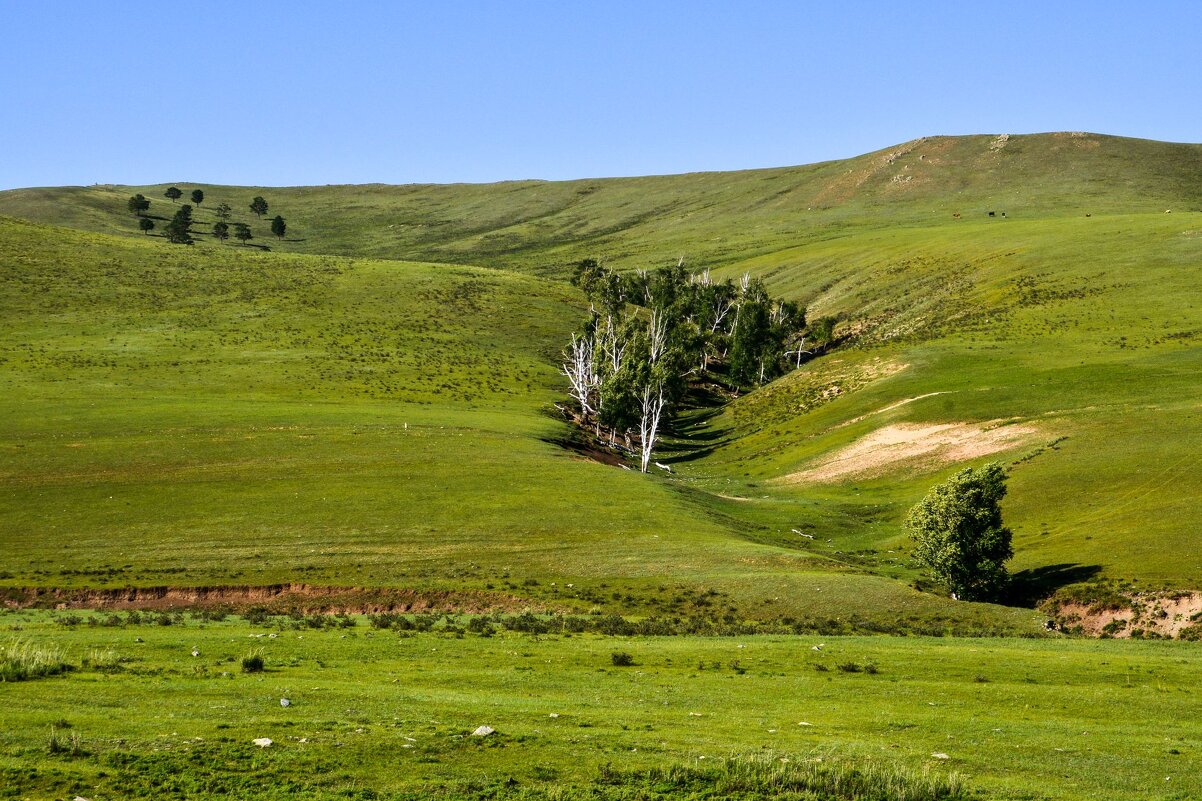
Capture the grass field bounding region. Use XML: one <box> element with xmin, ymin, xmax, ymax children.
<box><xmin>3</xmin><ymin>132</ymin><xmax>1202</xmax><ymax>798</ymax></box>
<box><xmin>1</xmin><ymin>611</ymin><xmax>1199</xmax><ymax>801</ymax></box>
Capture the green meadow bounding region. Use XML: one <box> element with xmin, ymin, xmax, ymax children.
<box><xmin>2</xmin><ymin>132</ymin><xmax>1202</xmax><ymax>798</ymax></box>
<box><xmin>2</xmin><ymin>611</ymin><xmax>1200</xmax><ymax>801</ymax></box>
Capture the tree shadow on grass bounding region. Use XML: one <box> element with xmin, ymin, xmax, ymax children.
<box><xmin>1005</xmin><ymin>563</ymin><xmax>1102</xmax><ymax>608</ymax></box>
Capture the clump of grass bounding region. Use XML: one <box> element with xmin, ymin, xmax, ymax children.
<box><xmin>82</xmin><ymin>648</ymin><xmax>125</xmax><ymax>672</ymax></box>
<box><xmin>241</xmin><ymin>651</ymin><xmax>265</xmax><ymax>673</ymax></box>
<box><xmin>610</xmin><ymin>651</ymin><xmax>634</xmax><ymax>667</ymax></box>
<box><xmin>47</xmin><ymin>723</ymin><xmax>85</xmax><ymax>757</ymax></box>
<box><xmin>0</xmin><ymin>639</ymin><xmax>74</xmax><ymax>682</ymax></box>
<box><xmin>837</xmin><ymin>662</ymin><xmax>863</xmax><ymax>673</ymax></box>
<box><xmin>595</xmin><ymin>752</ymin><xmax>968</xmax><ymax>800</ymax></box>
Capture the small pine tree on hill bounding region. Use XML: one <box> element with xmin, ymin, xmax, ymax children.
<box><xmin>214</xmin><ymin>203</ymin><xmax>232</xmax><ymax>221</ymax></box>
<box><xmin>212</xmin><ymin>221</ymin><xmax>230</xmax><ymax>243</ymax></box>
<box><xmin>190</xmin><ymin>189</ymin><xmax>204</xmax><ymax>206</ymax></box>
<box><xmin>271</xmin><ymin>215</ymin><xmax>286</xmax><ymax>240</ymax></box>
<box><xmin>234</xmin><ymin>222</ymin><xmax>253</xmax><ymax>245</ymax></box>
<box><xmin>127</xmin><ymin>194</ymin><xmax>150</xmax><ymax>216</ymax></box>
<box><xmin>139</xmin><ymin>217</ymin><xmax>155</xmax><ymax>235</ymax></box>
<box><xmin>165</xmin><ymin>205</ymin><xmax>194</xmax><ymax>245</ymax></box>
<box><xmin>250</xmin><ymin>196</ymin><xmax>269</xmax><ymax>218</ymax></box>
<box><xmin>165</xmin><ymin>186</ymin><xmax>182</xmax><ymax>203</ymax></box>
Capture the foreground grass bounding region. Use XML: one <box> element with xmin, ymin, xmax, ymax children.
<box><xmin>0</xmin><ymin>612</ymin><xmax>1198</xmax><ymax>800</ymax></box>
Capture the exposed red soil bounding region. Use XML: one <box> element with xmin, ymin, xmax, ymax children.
<box><xmin>0</xmin><ymin>584</ymin><xmax>550</xmax><ymax>614</ymax></box>
<box><xmin>1047</xmin><ymin>592</ymin><xmax>1202</xmax><ymax>639</ymax></box>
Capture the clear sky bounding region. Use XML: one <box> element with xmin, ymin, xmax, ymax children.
<box><xmin>1</xmin><ymin>1</ymin><xmax>1199</xmax><ymax>189</ymax></box>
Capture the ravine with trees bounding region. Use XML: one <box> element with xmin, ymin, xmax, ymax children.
<box><xmin>560</xmin><ymin>258</ymin><xmax>836</xmax><ymax>474</ymax></box>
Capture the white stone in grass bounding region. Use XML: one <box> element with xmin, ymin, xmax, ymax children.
<box><xmin>253</xmin><ymin>738</ymin><xmax>273</xmax><ymax>748</ymax></box>
<box><xmin>471</xmin><ymin>725</ymin><xmax>495</xmax><ymax>737</ymax></box>
<box><xmin>931</xmin><ymin>752</ymin><xmax>950</xmax><ymax>760</ymax></box>
<box><xmin>280</xmin><ymin>698</ymin><xmax>291</xmax><ymax>707</ymax></box>
<box><xmin>548</xmin><ymin>713</ymin><xmax>559</xmax><ymax>718</ymax></box>
<box><xmin>798</xmin><ymin>722</ymin><xmax>813</xmax><ymax>726</ymax></box>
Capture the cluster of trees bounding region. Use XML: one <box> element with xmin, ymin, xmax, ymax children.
<box><xmin>125</xmin><ymin>187</ymin><xmax>287</xmax><ymax>245</ymax></box>
<box><xmin>562</xmin><ymin>258</ymin><xmax>834</xmax><ymax>473</ymax></box>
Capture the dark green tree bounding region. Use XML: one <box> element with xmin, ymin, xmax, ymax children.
<box><xmin>212</xmin><ymin>221</ymin><xmax>230</xmax><ymax>243</ymax></box>
<box><xmin>214</xmin><ymin>202</ymin><xmax>232</xmax><ymax>221</ymax></box>
<box><xmin>233</xmin><ymin>222</ymin><xmax>253</xmax><ymax>245</ymax></box>
<box><xmin>165</xmin><ymin>186</ymin><xmax>182</xmax><ymax>203</ymax></box>
<box><xmin>190</xmin><ymin>189</ymin><xmax>204</xmax><ymax>206</ymax></box>
<box><xmin>165</xmin><ymin>205</ymin><xmax>194</xmax><ymax>245</ymax></box>
<box><xmin>270</xmin><ymin>215</ymin><xmax>287</xmax><ymax>240</ymax></box>
<box><xmin>249</xmin><ymin>196</ymin><xmax>269</xmax><ymax>218</ymax></box>
<box><xmin>127</xmin><ymin>194</ymin><xmax>150</xmax><ymax>216</ymax></box>
<box><xmin>138</xmin><ymin>217</ymin><xmax>155</xmax><ymax>235</ymax></box>
<box><xmin>905</xmin><ymin>463</ymin><xmax>1014</xmax><ymax>601</ymax></box>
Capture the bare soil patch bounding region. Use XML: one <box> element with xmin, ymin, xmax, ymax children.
<box><xmin>1049</xmin><ymin>591</ymin><xmax>1202</xmax><ymax>639</ymax></box>
<box><xmin>1</xmin><ymin>584</ymin><xmax>542</xmax><ymax>614</ymax></box>
<box><xmin>780</xmin><ymin>420</ymin><xmax>1040</xmax><ymax>484</ymax></box>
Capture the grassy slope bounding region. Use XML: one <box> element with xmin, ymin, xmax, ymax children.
<box><xmin>2</xmin><ymin>131</ymin><xmax>1200</xmax><ymax>594</ymax></box>
<box><xmin>687</xmin><ymin>212</ymin><xmax>1202</xmax><ymax>587</ymax></box>
<box><xmin>0</xmin><ymin>216</ymin><xmax>1028</xmax><ymax>631</ymax></box>
<box><xmin>2</xmin><ymin>612</ymin><xmax>1200</xmax><ymax>801</ymax></box>
<box><xmin>2</xmin><ymin>133</ymin><xmax>1200</xmax><ymax>274</ymax></box>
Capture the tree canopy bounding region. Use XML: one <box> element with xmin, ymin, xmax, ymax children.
<box><xmin>165</xmin><ymin>205</ymin><xmax>194</xmax><ymax>245</ymax></box>
<box><xmin>212</xmin><ymin>221</ymin><xmax>230</xmax><ymax>243</ymax></box>
<box><xmin>233</xmin><ymin>222</ymin><xmax>253</xmax><ymax>244</ymax></box>
<box><xmin>127</xmin><ymin>194</ymin><xmax>150</xmax><ymax>216</ymax></box>
<box><xmin>190</xmin><ymin>189</ymin><xmax>204</xmax><ymax>206</ymax></box>
<box><xmin>563</xmin><ymin>259</ymin><xmax>814</xmax><ymax>472</ymax></box>
<box><xmin>250</xmin><ymin>196</ymin><xmax>269</xmax><ymax>218</ymax></box>
<box><xmin>905</xmin><ymin>463</ymin><xmax>1014</xmax><ymax>601</ymax></box>
<box><xmin>165</xmin><ymin>187</ymin><xmax>182</xmax><ymax>203</ymax></box>
<box><xmin>270</xmin><ymin>215</ymin><xmax>287</xmax><ymax>240</ymax></box>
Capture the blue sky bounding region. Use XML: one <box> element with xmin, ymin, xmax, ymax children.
<box><xmin>1</xmin><ymin>1</ymin><xmax>1198</xmax><ymax>189</ymax></box>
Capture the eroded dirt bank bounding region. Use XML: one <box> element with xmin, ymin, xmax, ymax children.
<box><xmin>0</xmin><ymin>584</ymin><xmax>544</xmax><ymax>615</ymax></box>
<box><xmin>1045</xmin><ymin>591</ymin><xmax>1202</xmax><ymax>639</ymax></box>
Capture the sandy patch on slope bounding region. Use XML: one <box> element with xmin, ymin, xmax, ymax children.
<box><xmin>779</xmin><ymin>420</ymin><xmax>1039</xmax><ymax>484</ymax></box>
<box><xmin>1051</xmin><ymin>593</ymin><xmax>1202</xmax><ymax>639</ymax></box>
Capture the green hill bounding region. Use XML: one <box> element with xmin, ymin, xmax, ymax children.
<box><xmin>2</xmin><ymin>132</ymin><xmax>1200</xmax><ymax>273</ymax></box>
<box><xmin>2</xmin><ymin>131</ymin><xmax>1202</xmax><ymax>617</ymax></box>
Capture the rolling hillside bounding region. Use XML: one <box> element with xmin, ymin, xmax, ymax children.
<box><xmin>2</xmin><ymin>132</ymin><xmax>1200</xmax><ymax>274</ymax></box>
<box><xmin>2</xmin><ymin>131</ymin><xmax>1202</xmax><ymax>617</ymax></box>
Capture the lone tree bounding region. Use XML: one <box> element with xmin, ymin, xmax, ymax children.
<box><xmin>127</xmin><ymin>194</ymin><xmax>150</xmax><ymax>216</ymax></box>
<box><xmin>905</xmin><ymin>462</ymin><xmax>1014</xmax><ymax>601</ymax></box>
<box><xmin>212</xmin><ymin>221</ymin><xmax>230</xmax><ymax>243</ymax></box>
<box><xmin>270</xmin><ymin>215</ymin><xmax>286</xmax><ymax>240</ymax></box>
<box><xmin>165</xmin><ymin>204</ymin><xmax>194</xmax><ymax>245</ymax></box>
<box><xmin>250</xmin><ymin>196</ymin><xmax>269</xmax><ymax>218</ymax></box>
<box><xmin>214</xmin><ymin>202</ymin><xmax>232</xmax><ymax>221</ymax></box>
<box><xmin>138</xmin><ymin>217</ymin><xmax>155</xmax><ymax>235</ymax></box>
<box><xmin>190</xmin><ymin>189</ymin><xmax>204</xmax><ymax>206</ymax></box>
<box><xmin>165</xmin><ymin>186</ymin><xmax>182</xmax><ymax>203</ymax></box>
<box><xmin>233</xmin><ymin>222</ymin><xmax>253</xmax><ymax>245</ymax></box>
